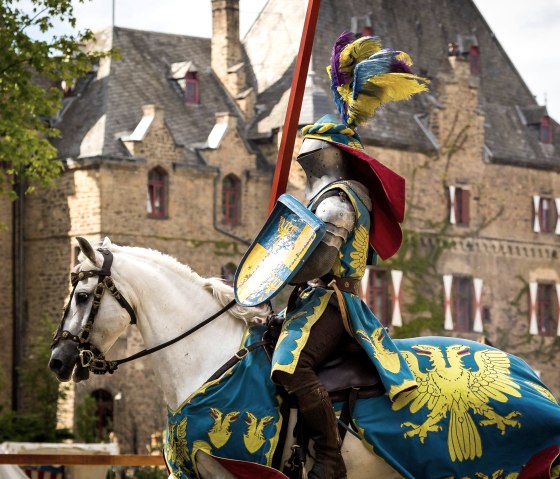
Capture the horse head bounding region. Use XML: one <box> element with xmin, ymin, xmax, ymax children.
<box><xmin>49</xmin><ymin>236</ymin><xmax>135</xmax><ymax>382</ymax></box>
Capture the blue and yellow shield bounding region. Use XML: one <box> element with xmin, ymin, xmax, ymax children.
<box><xmin>234</xmin><ymin>194</ymin><xmax>326</xmax><ymax>307</ymax></box>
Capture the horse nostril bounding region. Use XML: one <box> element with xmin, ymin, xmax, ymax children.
<box><xmin>49</xmin><ymin>358</ymin><xmax>63</xmax><ymax>372</ymax></box>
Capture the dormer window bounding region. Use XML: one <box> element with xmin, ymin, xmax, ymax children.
<box><xmin>468</xmin><ymin>45</ymin><xmax>480</xmax><ymax>75</ymax></box>
<box><xmin>540</xmin><ymin>116</ymin><xmax>552</xmax><ymax>144</ymax></box>
<box><xmin>351</xmin><ymin>15</ymin><xmax>374</xmax><ymax>37</ymax></box>
<box><xmin>61</xmin><ymin>79</ymin><xmax>76</xmax><ymax>97</ymax></box>
<box><xmin>170</xmin><ymin>61</ymin><xmax>199</xmax><ymax>105</ymax></box>
<box><xmin>184</xmin><ymin>72</ymin><xmax>199</xmax><ymax>104</ymax></box>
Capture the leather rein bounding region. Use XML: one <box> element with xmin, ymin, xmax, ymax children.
<box><xmin>51</xmin><ymin>247</ymin><xmax>235</xmax><ymax>375</ymax></box>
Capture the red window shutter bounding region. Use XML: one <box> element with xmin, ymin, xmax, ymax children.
<box><xmin>468</xmin><ymin>45</ymin><xmax>481</xmax><ymax>74</ymax></box>
<box><xmin>540</xmin><ymin>116</ymin><xmax>552</xmax><ymax>144</ymax></box>
<box><xmin>184</xmin><ymin>72</ymin><xmax>199</xmax><ymax>104</ymax></box>
<box><xmin>461</xmin><ymin>189</ymin><xmax>470</xmax><ymax>225</ymax></box>
<box><xmin>361</xmin><ymin>26</ymin><xmax>373</xmax><ymax>36</ymax></box>
<box><xmin>454</xmin><ymin>187</ymin><xmax>470</xmax><ymax>226</ymax></box>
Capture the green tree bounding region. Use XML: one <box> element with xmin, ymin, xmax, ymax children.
<box><xmin>75</xmin><ymin>395</ymin><xmax>98</xmax><ymax>443</ymax></box>
<box><xmin>0</xmin><ymin>0</ymin><xmax>115</xmax><ymax>198</ymax></box>
<box><xmin>0</xmin><ymin>318</ymin><xmax>72</xmax><ymax>442</ymax></box>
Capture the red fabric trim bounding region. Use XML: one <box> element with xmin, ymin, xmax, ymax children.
<box><xmin>212</xmin><ymin>455</ymin><xmax>289</xmax><ymax>479</ymax></box>
<box><xmin>333</xmin><ymin>143</ymin><xmax>406</xmax><ymax>259</ymax></box>
<box><xmin>518</xmin><ymin>444</ymin><xmax>560</xmax><ymax>479</ymax></box>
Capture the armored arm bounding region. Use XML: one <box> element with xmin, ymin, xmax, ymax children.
<box><xmin>290</xmin><ymin>191</ymin><xmax>356</xmax><ymax>284</ymax></box>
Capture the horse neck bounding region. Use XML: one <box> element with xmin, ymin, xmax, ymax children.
<box><xmin>114</xmin><ymin>250</ymin><xmax>247</xmax><ymax>410</ymax></box>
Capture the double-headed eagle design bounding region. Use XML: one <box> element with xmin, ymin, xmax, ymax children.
<box><xmin>393</xmin><ymin>345</ymin><xmax>522</xmax><ymax>462</ymax></box>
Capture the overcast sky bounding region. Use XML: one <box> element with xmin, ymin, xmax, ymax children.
<box><xmin>24</xmin><ymin>0</ymin><xmax>560</xmax><ymax>120</ymax></box>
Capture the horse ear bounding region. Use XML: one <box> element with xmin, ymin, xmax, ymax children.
<box><xmin>101</xmin><ymin>236</ymin><xmax>112</xmax><ymax>248</ymax></box>
<box><xmin>76</xmin><ymin>237</ymin><xmax>98</xmax><ymax>265</ymax></box>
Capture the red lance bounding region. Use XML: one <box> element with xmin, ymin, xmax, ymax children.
<box><xmin>267</xmin><ymin>0</ymin><xmax>321</xmax><ymax>213</ymax></box>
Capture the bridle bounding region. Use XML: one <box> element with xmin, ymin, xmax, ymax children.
<box><xmin>51</xmin><ymin>248</ymin><xmax>138</xmax><ymax>373</ymax></box>
<box><xmin>51</xmin><ymin>247</ymin><xmax>235</xmax><ymax>375</ymax></box>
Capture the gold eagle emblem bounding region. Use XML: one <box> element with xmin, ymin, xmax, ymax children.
<box><xmin>208</xmin><ymin>407</ymin><xmax>240</xmax><ymax>448</ymax></box>
<box><xmin>165</xmin><ymin>417</ymin><xmax>188</xmax><ymax>465</ymax></box>
<box><xmin>356</xmin><ymin>327</ymin><xmax>402</xmax><ymax>374</ymax></box>
<box><xmin>393</xmin><ymin>344</ymin><xmax>522</xmax><ymax>462</ymax></box>
<box><xmin>243</xmin><ymin>411</ymin><xmax>275</xmax><ymax>453</ymax></box>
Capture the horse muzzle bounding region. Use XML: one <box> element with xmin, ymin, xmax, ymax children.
<box><xmin>49</xmin><ymin>342</ymin><xmax>89</xmax><ymax>382</ymax></box>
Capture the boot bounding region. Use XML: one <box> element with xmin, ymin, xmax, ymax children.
<box><xmin>297</xmin><ymin>386</ymin><xmax>347</xmax><ymax>479</ymax></box>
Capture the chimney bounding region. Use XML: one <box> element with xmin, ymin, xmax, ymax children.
<box><xmin>211</xmin><ymin>0</ymin><xmax>255</xmax><ymax>118</ymax></box>
<box><xmin>212</xmin><ymin>0</ymin><xmax>242</xmax><ymax>90</ymax></box>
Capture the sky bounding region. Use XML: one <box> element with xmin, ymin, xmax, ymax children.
<box><xmin>21</xmin><ymin>0</ymin><xmax>560</xmax><ymax>120</ymax></box>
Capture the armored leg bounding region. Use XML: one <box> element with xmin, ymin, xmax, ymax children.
<box><xmin>296</xmin><ymin>384</ymin><xmax>346</xmax><ymax>479</ymax></box>
<box><xmin>273</xmin><ymin>304</ymin><xmax>348</xmax><ymax>478</ymax></box>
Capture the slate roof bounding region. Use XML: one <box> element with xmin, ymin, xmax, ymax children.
<box><xmin>54</xmin><ymin>27</ymin><xmax>244</xmax><ymax>165</ymax></box>
<box><xmin>243</xmin><ymin>0</ymin><xmax>560</xmax><ymax>168</ymax></box>
<box><xmin>53</xmin><ymin>2</ymin><xmax>560</xmax><ymax>171</ymax></box>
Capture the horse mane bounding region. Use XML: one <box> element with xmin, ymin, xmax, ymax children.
<box><xmin>109</xmin><ymin>243</ymin><xmax>270</xmax><ymax>324</ymax></box>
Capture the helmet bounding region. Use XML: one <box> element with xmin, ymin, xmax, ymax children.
<box><xmin>297</xmin><ymin>139</ymin><xmax>352</xmax><ymax>201</ymax></box>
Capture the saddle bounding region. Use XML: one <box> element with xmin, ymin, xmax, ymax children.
<box><xmin>265</xmin><ymin>314</ymin><xmax>384</xmax><ymax>402</ymax></box>
<box><xmin>266</xmin><ymin>315</ymin><xmax>384</xmax><ymax>478</ymax></box>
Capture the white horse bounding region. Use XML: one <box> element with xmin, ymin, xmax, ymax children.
<box><xmin>49</xmin><ymin>238</ymin><xmax>560</xmax><ymax>479</ymax></box>
<box><xmin>49</xmin><ymin>237</ymin><xmax>393</xmax><ymax>478</ymax></box>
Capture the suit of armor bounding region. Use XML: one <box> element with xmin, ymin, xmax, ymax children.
<box><xmin>271</xmin><ymin>140</ymin><xmax>417</xmax><ymax>479</ymax></box>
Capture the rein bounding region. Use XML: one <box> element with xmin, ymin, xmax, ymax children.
<box><xmin>51</xmin><ymin>248</ymin><xmax>236</xmax><ymax>375</ymax></box>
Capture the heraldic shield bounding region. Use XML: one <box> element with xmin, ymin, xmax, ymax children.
<box><xmin>234</xmin><ymin>194</ymin><xmax>326</xmax><ymax>307</ymax></box>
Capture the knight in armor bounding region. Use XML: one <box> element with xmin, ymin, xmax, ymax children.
<box><xmin>269</xmin><ymin>33</ymin><xmax>429</xmax><ymax>478</ymax></box>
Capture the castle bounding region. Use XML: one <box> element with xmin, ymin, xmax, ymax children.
<box><xmin>1</xmin><ymin>0</ymin><xmax>558</xmax><ymax>452</ymax></box>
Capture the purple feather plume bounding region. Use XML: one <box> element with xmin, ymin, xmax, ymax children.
<box><xmin>330</xmin><ymin>31</ymin><xmax>355</xmax><ymax>87</ymax></box>
<box><xmin>390</xmin><ymin>57</ymin><xmax>413</xmax><ymax>74</ymax></box>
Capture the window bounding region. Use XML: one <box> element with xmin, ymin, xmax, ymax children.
<box><xmin>536</xmin><ymin>284</ymin><xmax>558</xmax><ymax>336</ymax></box>
<box><xmin>468</xmin><ymin>45</ymin><xmax>481</xmax><ymax>75</ymax></box>
<box><xmin>91</xmin><ymin>389</ymin><xmax>114</xmax><ymax>441</ymax></box>
<box><xmin>533</xmin><ymin>196</ymin><xmax>558</xmax><ymax>233</ymax></box>
<box><xmin>222</xmin><ymin>174</ymin><xmax>241</xmax><ymax>224</ymax></box>
<box><xmin>449</xmin><ymin>186</ymin><xmax>470</xmax><ymax>226</ymax></box>
<box><xmin>540</xmin><ymin>116</ymin><xmax>552</xmax><ymax>144</ymax></box>
<box><xmin>147</xmin><ymin>167</ymin><xmax>168</xmax><ymax>218</ymax></box>
<box><xmin>452</xmin><ymin>276</ymin><xmax>474</xmax><ymax>332</ymax></box>
<box><xmin>351</xmin><ymin>15</ymin><xmax>373</xmax><ymax>37</ymax></box>
<box><xmin>364</xmin><ymin>269</ymin><xmax>391</xmax><ymax>325</ymax></box>
<box><xmin>444</xmin><ymin>275</ymin><xmax>484</xmax><ymax>332</ymax></box>
<box><xmin>184</xmin><ymin>71</ymin><xmax>199</xmax><ymax>104</ymax></box>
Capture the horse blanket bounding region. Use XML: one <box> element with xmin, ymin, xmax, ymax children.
<box><xmin>164</xmin><ymin>325</ymin><xmax>560</xmax><ymax>479</ymax></box>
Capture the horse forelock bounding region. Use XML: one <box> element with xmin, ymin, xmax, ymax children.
<box><xmin>104</xmin><ymin>243</ymin><xmax>269</xmax><ymax>324</ymax></box>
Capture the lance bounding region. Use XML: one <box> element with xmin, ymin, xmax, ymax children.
<box><xmin>267</xmin><ymin>0</ymin><xmax>321</xmax><ymax>213</ymax></box>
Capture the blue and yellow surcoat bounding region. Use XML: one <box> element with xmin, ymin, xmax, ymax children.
<box><xmin>271</xmin><ymin>182</ymin><xmax>417</xmax><ymax>400</ymax></box>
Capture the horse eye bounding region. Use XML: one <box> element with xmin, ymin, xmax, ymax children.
<box><xmin>76</xmin><ymin>292</ymin><xmax>90</xmax><ymax>304</ymax></box>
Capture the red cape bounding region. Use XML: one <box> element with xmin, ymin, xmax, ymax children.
<box><xmin>335</xmin><ymin>142</ymin><xmax>405</xmax><ymax>260</ymax></box>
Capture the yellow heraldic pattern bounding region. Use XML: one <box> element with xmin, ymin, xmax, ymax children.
<box><xmin>243</xmin><ymin>412</ymin><xmax>275</xmax><ymax>454</ymax></box>
<box><xmin>393</xmin><ymin>344</ymin><xmax>522</xmax><ymax>462</ymax></box>
<box><xmin>208</xmin><ymin>407</ymin><xmax>240</xmax><ymax>449</ymax></box>
<box><xmin>349</xmin><ymin>223</ymin><xmax>369</xmax><ymax>277</ymax></box>
<box><xmin>525</xmin><ymin>380</ymin><xmax>559</xmax><ymax>404</ymax></box>
<box><xmin>356</xmin><ymin>327</ymin><xmax>402</xmax><ymax>374</ymax></box>
<box><xmin>166</xmin><ymin>417</ymin><xmax>188</xmax><ymax>465</ymax></box>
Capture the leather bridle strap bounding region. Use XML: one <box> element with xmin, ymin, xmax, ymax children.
<box><xmin>85</xmin><ymin>299</ymin><xmax>237</xmax><ymax>374</ymax></box>
<box><xmin>51</xmin><ymin>248</ymin><xmax>137</xmax><ymax>351</ymax></box>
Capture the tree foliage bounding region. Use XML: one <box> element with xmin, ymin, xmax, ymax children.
<box><xmin>0</xmin><ymin>318</ymin><xmax>72</xmax><ymax>442</ymax></box>
<box><xmin>0</xmin><ymin>0</ymin><xmax>114</xmax><ymax>198</ymax></box>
